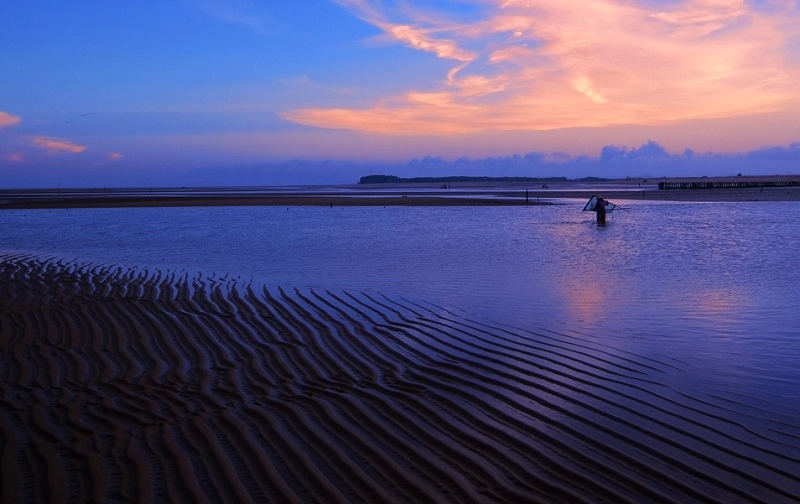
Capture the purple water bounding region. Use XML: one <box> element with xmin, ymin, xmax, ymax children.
<box><xmin>3</xmin><ymin>199</ymin><xmax>800</xmax><ymax>409</ymax></box>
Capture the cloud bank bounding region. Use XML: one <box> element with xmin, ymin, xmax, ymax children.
<box><xmin>285</xmin><ymin>0</ymin><xmax>800</xmax><ymax>135</ymax></box>
<box><xmin>2</xmin><ymin>139</ymin><xmax>798</xmax><ymax>188</ymax></box>
<box><xmin>181</xmin><ymin>140</ymin><xmax>800</xmax><ymax>186</ymax></box>
<box><xmin>379</xmin><ymin>141</ymin><xmax>800</xmax><ymax>179</ymax></box>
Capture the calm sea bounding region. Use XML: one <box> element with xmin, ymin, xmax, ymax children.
<box><xmin>3</xmin><ymin>199</ymin><xmax>800</xmax><ymax>409</ymax></box>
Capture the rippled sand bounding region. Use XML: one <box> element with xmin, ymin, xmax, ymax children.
<box><xmin>2</xmin><ymin>254</ymin><xmax>800</xmax><ymax>503</ymax></box>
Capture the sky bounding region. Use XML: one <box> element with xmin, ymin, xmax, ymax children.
<box><xmin>2</xmin><ymin>0</ymin><xmax>800</xmax><ymax>187</ymax></box>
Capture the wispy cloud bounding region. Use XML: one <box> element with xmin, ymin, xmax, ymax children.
<box><xmin>191</xmin><ymin>0</ymin><xmax>274</xmax><ymax>32</ymax></box>
<box><xmin>286</xmin><ymin>0</ymin><xmax>800</xmax><ymax>135</ymax></box>
<box><xmin>31</xmin><ymin>136</ymin><xmax>86</xmax><ymax>154</ymax></box>
<box><xmin>279</xmin><ymin>76</ymin><xmax>356</xmax><ymax>95</ymax></box>
<box><xmin>108</xmin><ymin>152</ymin><xmax>123</xmax><ymax>161</ymax></box>
<box><xmin>332</xmin><ymin>0</ymin><xmax>477</xmax><ymax>81</ymax></box>
<box><xmin>0</xmin><ymin>111</ymin><xmax>22</xmax><ymax>129</ymax></box>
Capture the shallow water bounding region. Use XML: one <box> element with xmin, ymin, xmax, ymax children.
<box><xmin>3</xmin><ymin>200</ymin><xmax>800</xmax><ymax>405</ymax></box>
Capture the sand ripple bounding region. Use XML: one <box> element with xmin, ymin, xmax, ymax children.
<box><xmin>2</xmin><ymin>253</ymin><xmax>800</xmax><ymax>503</ymax></box>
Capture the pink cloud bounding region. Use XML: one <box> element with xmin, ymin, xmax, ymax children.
<box><xmin>388</xmin><ymin>24</ymin><xmax>475</xmax><ymax>63</ymax></box>
<box><xmin>4</xmin><ymin>152</ymin><xmax>24</xmax><ymax>163</ymax></box>
<box><xmin>108</xmin><ymin>152</ymin><xmax>123</xmax><ymax>161</ymax></box>
<box><xmin>287</xmin><ymin>0</ymin><xmax>800</xmax><ymax>136</ymax></box>
<box><xmin>31</xmin><ymin>136</ymin><xmax>86</xmax><ymax>154</ymax></box>
<box><xmin>0</xmin><ymin>111</ymin><xmax>22</xmax><ymax>129</ymax></box>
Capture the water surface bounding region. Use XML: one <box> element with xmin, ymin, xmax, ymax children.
<box><xmin>3</xmin><ymin>200</ymin><xmax>800</xmax><ymax>407</ymax></box>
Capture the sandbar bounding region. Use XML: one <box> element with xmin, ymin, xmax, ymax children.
<box><xmin>2</xmin><ymin>175</ymin><xmax>800</xmax><ymax>209</ymax></box>
<box><xmin>2</xmin><ymin>253</ymin><xmax>800</xmax><ymax>502</ymax></box>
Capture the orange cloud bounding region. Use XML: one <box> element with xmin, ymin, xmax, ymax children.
<box><xmin>31</xmin><ymin>136</ymin><xmax>86</xmax><ymax>153</ymax></box>
<box><xmin>0</xmin><ymin>111</ymin><xmax>22</xmax><ymax>128</ymax></box>
<box><xmin>4</xmin><ymin>152</ymin><xmax>24</xmax><ymax>163</ymax></box>
<box><xmin>108</xmin><ymin>152</ymin><xmax>123</xmax><ymax>161</ymax></box>
<box><xmin>288</xmin><ymin>0</ymin><xmax>800</xmax><ymax>135</ymax></box>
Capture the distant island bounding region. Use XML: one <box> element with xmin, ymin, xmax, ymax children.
<box><xmin>358</xmin><ymin>175</ymin><xmax>610</xmax><ymax>184</ymax></box>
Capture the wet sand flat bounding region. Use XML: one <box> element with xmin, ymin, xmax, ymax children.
<box><xmin>3</xmin><ymin>253</ymin><xmax>800</xmax><ymax>503</ymax></box>
<box><xmin>0</xmin><ymin>194</ymin><xmax>541</xmax><ymax>209</ymax></box>
<box><xmin>2</xmin><ymin>175</ymin><xmax>800</xmax><ymax>209</ymax></box>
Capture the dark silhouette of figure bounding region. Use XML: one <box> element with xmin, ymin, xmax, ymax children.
<box><xmin>595</xmin><ymin>197</ymin><xmax>607</xmax><ymax>225</ymax></box>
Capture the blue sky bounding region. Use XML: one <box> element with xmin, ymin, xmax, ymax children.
<box><xmin>1</xmin><ymin>0</ymin><xmax>799</xmax><ymax>187</ymax></box>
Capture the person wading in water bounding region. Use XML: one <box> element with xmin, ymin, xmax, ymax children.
<box><xmin>595</xmin><ymin>197</ymin><xmax>607</xmax><ymax>225</ymax></box>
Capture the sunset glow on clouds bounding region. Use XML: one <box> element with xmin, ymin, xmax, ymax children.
<box><xmin>1</xmin><ymin>2</ymin><xmax>799</xmax><ymax>186</ymax></box>
<box><xmin>286</xmin><ymin>0</ymin><xmax>800</xmax><ymax>135</ymax></box>
<box><xmin>0</xmin><ymin>111</ymin><xmax>22</xmax><ymax>129</ymax></box>
<box><xmin>31</xmin><ymin>136</ymin><xmax>86</xmax><ymax>154</ymax></box>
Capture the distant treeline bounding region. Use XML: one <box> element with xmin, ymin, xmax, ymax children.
<box><xmin>359</xmin><ymin>175</ymin><xmax>574</xmax><ymax>184</ymax></box>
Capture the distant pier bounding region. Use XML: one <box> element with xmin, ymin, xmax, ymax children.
<box><xmin>659</xmin><ymin>176</ymin><xmax>800</xmax><ymax>190</ymax></box>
